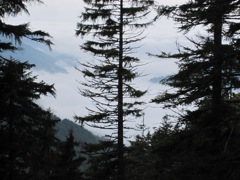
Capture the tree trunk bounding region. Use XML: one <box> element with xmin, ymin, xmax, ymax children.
<box><xmin>117</xmin><ymin>0</ymin><xmax>124</xmax><ymax>179</ymax></box>
<box><xmin>212</xmin><ymin>2</ymin><xmax>223</xmax><ymax>120</ymax></box>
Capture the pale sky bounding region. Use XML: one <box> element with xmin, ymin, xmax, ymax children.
<box><xmin>4</xmin><ymin>0</ymin><xmax>188</xmax><ymax>137</ymax></box>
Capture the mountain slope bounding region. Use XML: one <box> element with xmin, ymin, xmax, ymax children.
<box><xmin>55</xmin><ymin>119</ymin><xmax>100</xmax><ymax>144</ymax></box>
<box><xmin>1</xmin><ymin>36</ymin><xmax>75</xmax><ymax>73</ymax></box>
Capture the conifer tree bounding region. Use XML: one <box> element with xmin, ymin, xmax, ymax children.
<box><xmin>151</xmin><ymin>0</ymin><xmax>240</xmax><ymax>179</ymax></box>
<box><xmin>53</xmin><ymin>130</ymin><xmax>85</xmax><ymax>180</ymax></box>
<box><xmin>154</xmin><ymin>0</ymin><xmax>240</xmax><ymax>119</ymax></box>
<box><xmin>82</xmin><ymin>140</ymin><xmax>118</xmax><ymax>180</ymax></box>
<box><xmin>29</xmin><ymin>114</ymin><xmax>60</xmax><ymax>180</ymax></box>
<box><xmin>126</xmin><ymin>132</ymin><xmax>153</xmax><ymax>180</ymax></box>
<box><xmin>75</xmin><ymin>0</ymin><xmax>156</xmax><ymax>179</ymax></box>
<box><xmin>0</xmin><ymin>59</ymin><xmax>57</xmax><ymax>180</ymax></box>
<box><xmin>0</xmin><ymin>0</ymin><xmax>52</xmax><ymax>53</ymax></box>
<box><xmin>0</xmin><ymin>1</ymin><xmax>57</xmax><ymax>179</ymax></box>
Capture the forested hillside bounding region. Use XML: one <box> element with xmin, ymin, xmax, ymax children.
<box><xmin>55</xmin><ymin>119</ymin><xmax>100</xmax><ymax>144</ymax></box>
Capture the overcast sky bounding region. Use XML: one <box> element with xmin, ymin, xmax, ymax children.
<box><xmin>5</xmin><ymin>0</ymin><xmax>188</xmax><ymax>137</ymax></box>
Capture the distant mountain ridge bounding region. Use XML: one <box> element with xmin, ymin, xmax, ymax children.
<box><xmin>1</xmin><ymin>36</ymin><xmax>76</xmax><ymax>73</ymax></box>
<box><xmin>149</xmin><ymin>76</ymin><xmax>166</xmax><ymax>83</ymax></box>
<box><xmin>55</xmin><ymin>119</ymin><xmax>100</xmax><ymax>144</ymax></box>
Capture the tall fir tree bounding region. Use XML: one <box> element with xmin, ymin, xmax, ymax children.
<box><xmin>0</xmin><ymin>59</ymin><xmax>58</xmax><ymax>180</ymax></box>
<box><xmin>154</xmin><ymin>0</ymin><xmax>240</xmax><ymax>118</ymax></box>
<box><xmin>150</xmin><ymin>0</ymin><xmax>240</xmax><ymax>179</ymax></box>
<box><xmin>0</xmin><ymin>1</ymin><xmax>57</xmax><ymax>179</ymax></box>
<box><xmin>75</xmin><ymin>0</ymin><xmax>156</xmax><ymax>179</ymax></box>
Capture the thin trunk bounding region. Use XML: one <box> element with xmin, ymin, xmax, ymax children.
<box><xmin>212</xmin><ymin>2</ymin><xmax>223</xmax><ymax>120</ymax></box>
<box><xmin>8</xmin><ymin>92</ymin><xmax>14</xmax><ymax>180</ymax></box>
<box><xmin>117</xmin><ymin>0</ymin><xmax>124</xmax><ymax>179</ymax></box>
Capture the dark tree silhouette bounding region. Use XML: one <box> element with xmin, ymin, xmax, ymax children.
<box><xmin>0</xmin><ymin>59</ymin><xmax>57</xmax><ymax>180</ymax></box>
<box><xmin>75</xmin><ymin>0</ymin><xmax>156</xmax><ymax>179</ymax></box>
<box><xmin>149</xmin><ymin>0</ymin><xmax>240</xmax><ymax>179</ymax></box>
<box><xmin>0</xmin><ymin>0</ymin><xmax>52</xmax><ymax>54</ymax></box>
<box><xmin>53</xmin><ymin>130</ymin><xmax>85</xmax><ymax>180</ymax></box>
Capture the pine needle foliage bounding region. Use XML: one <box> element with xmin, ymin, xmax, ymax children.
<box><xmin>0</xmin><ymin>0</ymin><xmax>53</xmax><ymax>53</ymax></box>
<box><xmin>153</xmin><ymin>0</ymin><xmax>240</xmax><ymax>117</ymax></box>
